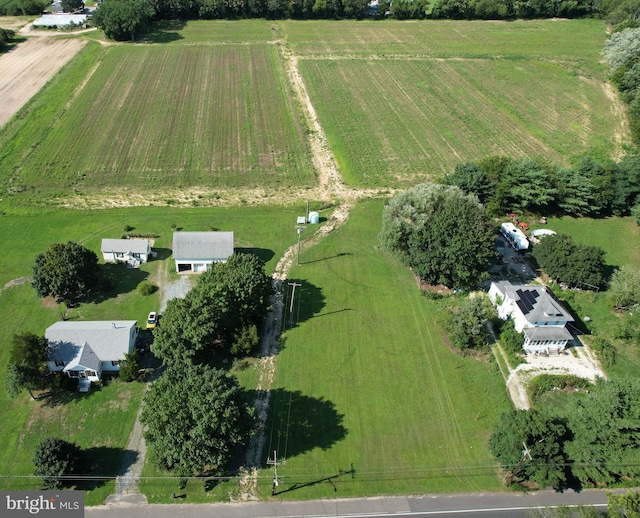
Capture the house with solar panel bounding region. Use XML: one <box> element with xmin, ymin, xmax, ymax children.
<box><xmin>489</xmin><ymin>281</ymin><xmax>574</xmax><ymax>355</ymax></box>
<box><xmin>173</xmin><ymin>231</ymin><xmax>234</xmax><ymax>274</ymax></box>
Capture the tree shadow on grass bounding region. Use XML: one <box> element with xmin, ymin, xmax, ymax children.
<box><xmin>145</xmin><ymin>20</ymin><xmax>186</xmax><ymax>44</ymax></box>
<box><xmin>235</xmin><ymin>248</ymin><xmax>275</xmax><ymax>264</ymax></box>
<box><xmin>80</xmin><ymin>446</ymin><xmax>135</xmax><ymax>492</ymax></box>
<box><xmin>89</xmin><ymin>264</ymin><xmax>150</xmax><ymax>304</ymax></box>
<box><xmin>262</xmin><ymin>389</ymin><xmax>347</xmax><ymax>461</ymax></box>
<box><xmin>281</xmin><ymin>279</ymin><xmax>325</xmax><ymax>331</ymax></box>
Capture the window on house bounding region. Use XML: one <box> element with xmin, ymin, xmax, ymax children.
<box><xmin>111</xmin><ymin>361</ymin><xmax>120</xmax><ymax>367</ymax></box>
<box><xmin>55</xmin><ymin>360</ymin><xmax>65</xmax><ymax>367</ymax></box>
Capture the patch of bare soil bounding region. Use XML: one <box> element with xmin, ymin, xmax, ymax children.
<box><xmin>0</xmin><ymin>36</ymin><xmax>87</xmax><ymax>128</ymax></box>
<box><xmin>602</xmin><ymin>81</ymin><xmax>631</xmax><ymax>161</ymax></box>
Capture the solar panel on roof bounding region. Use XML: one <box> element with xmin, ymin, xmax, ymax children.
<box><xmin>516</xmin><ymin>300</ymin><xmax>530</xmax><ymax>314</ymax></box>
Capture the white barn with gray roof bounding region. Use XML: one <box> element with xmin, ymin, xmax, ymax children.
<box><xmin>489</xmin><ymin>281</ymin><xmax>574</xmax><ymax>354</ymax></box>
<box><xmin>173</xmin><ymin>231</ymin><xmax>234</xmax><ymax>274</ymax></box>
<box><xmin>46</xmin><ymin>321</ymin><xmax>138</xmax><ymax>391</ymax></box>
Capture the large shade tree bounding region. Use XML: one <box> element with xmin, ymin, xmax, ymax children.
<box><xmin>33</xmin><ymin>438</ymin><xmax>86</xmax><ymax>489</ymax></box>
<box><xmin>92</xmin><ymin>0</ymin><xmax>155</xmax><ymax>41</ymax></box>
<box><xmin>380</xmin><ymin>183</ymin><xmax>496</xmax><ymax>289</ymax></box>
<box><xmin>152</xmin><ymin>253</ymin><xmax>272</xmax><ymax>363</ymax></box>
<box><xmin>141</xmin><ymin>362</ymin><xmax>255</xmax><ymax>475</ymax></box>
<box><xmin>531</xmin><ymin>234</ymin><xmax>606</xmax><ymax>288</ymax></box>
<box><xmin>489</xmin><ymin>409</ymin><xmax>570</xmax><ymax>490</ymax></box>
<box><xmin>565</xmin><ymin>378</ymin><xmax>640</xmax><ymax>486</ymax></box>
<box><xmin>32</xmin><ymin>241</ymin><xmax>99</xmax><ymax>304</ymax></box>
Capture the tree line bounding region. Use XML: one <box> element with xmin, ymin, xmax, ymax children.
<box><xmin>442</xmin><ymin>154</ymin><xmax>640</xmax><ymax>221</ymax></box>
<box><xmin>91</xmin><ymin>0</ymin><xmax>634</xmax><ymax>40</ymax></box>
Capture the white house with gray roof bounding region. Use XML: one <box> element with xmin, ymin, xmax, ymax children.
<box><xmin>46</xmin><ymin>321</ymin><xmax>138</xmax><ymax>391</ymax></box>
<box><xmin>173</xmin><ymin>231</ymin><xmax>234</xmax><ymax>274</ymax></box>
<box><xmin>489</xmin><ymin>281</ymin><xmax>574</xmax><ymax>354</ymax></box>
<box><xmin>101</xmin><ymin>238</ymin><xmax>152</xmax><ymax>266</ymax></box>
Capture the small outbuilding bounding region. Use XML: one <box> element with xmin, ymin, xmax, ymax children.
<box><xmin>46</xmin><ymin>321</ymin><xmax>138</xmax><ymax>391</ymax></box>
<box><xmin>101</xmin><ymin>238</ymin><xmax>152</xmax><ymax>267</ymax></box>
<box><xmin>173</xmin><ymin>231</ymin><xmax>234</xmax><ymax>274</ymax></box>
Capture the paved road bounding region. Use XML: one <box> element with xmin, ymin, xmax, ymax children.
<box><xmin>86</xmin><ymin>489</ymin><xmax>615</xmax><ymax>518</ymax></box>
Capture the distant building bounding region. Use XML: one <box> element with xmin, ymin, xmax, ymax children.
<box><xmin>32</xmin><ymin>14</ymin><xmax>89</xmax><ymax>28</ymax></box>
<box><xmin>489</xmin><ymin>281</ymin><xmax>574</xmax><ymax>354</ymax></box>
<box><xmin>173</xmin><ymin>231</ymin><xmax>234</xmax><ymax>274</ymax></box>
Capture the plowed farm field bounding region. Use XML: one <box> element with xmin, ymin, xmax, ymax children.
<box><xmin>0</xmin><ymin>37</ymin><xmax>86</xmax><ymax>128</ymax></box>
<box><xmin>283</xmin><ymin>18</ymin><xmax>624</xmax><ymax>187</ymax></box>
<box><xmin>299</xmin><ymin>57</ymin><xmax>618</xmax><ymax>186</ymax></box>
<box><xmin>0</xmin><ymin>41</ymin><xmax>314</xmax><ymax>192</ymax></box>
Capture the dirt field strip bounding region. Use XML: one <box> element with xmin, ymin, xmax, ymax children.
<box><xmin>0</xmin><ymin>37</ymin><xmax>87</xmax><ymax>128</ymax></box>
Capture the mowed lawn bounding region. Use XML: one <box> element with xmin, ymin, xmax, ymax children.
<box><xmin>280</xmin><ymin>19</ymin><xmax>624</xmax><ymax>187</ymax></box>
<box><xmin>0</xmin><ymin>36</ymin><xmax>314</xmax><ymax>194</ymax></box>
<box><xmin>257</xmin><ymin>200</ymin><xmax>511</xmax><ymax>498</ymax></box>
<box><xmin>0</xmin><ymin>205</ymin><xmax>303</xmax><ymax>502</ymax></box>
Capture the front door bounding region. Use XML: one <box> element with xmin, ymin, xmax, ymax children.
<box><xmin>78</xmin><ymin>371</ymin><xmax>87</xmax><ymax>379</ymax></box>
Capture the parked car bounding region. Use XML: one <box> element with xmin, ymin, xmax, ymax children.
<box><xmin>146</xmin><ymin>312</ymin><xmax>157</xmax><ymax>330</ymax></box>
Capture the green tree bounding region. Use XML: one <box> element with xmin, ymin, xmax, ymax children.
<box><xmin>608</xmin><ymin>490</ymin><xmax>640</xmax><ymax>517</ymax></box>
<box><xmin>152</xmin><ymin>253</ymin><xmax>271</xmax><ymax>363</ymax></box>
<box><xmin>119</xmin><ymin>351</ymin><xmax>141</xmax><ymax>382</ymax></box>
<box><xmin>566</xmin><ymin>379</ymin><xmax>640</xmax><ymax>485</ymax></box>
<box><xmin>61</xmin><ymin>0</ymin><xmax>84</xmax><ymax>12</ymax></box>
<box><xmin>92</xmin><ymin>0</ymin><xmax>156</xmax><ymax>41</ymax></box>
<box><xmin>489</xmin><ymin>409</ymin><xmax>569</xmax><ymax>489</ymax></box>
<box><xmin>0</xmin><ymin>28</ymin><xmax>15</xmax><ymax>48</ymax></box>
<box><xmin>499</xmin><ymin>319</ymin><xmax>524</xmax><ymax>356</ymax></box>
<box><xmin>5</xmin><ymin>333</ymin><xmax>49</xmax><ymax>399</ymax></box>
<box><xmin>380</xmin><ymin>184</ymin><xmax>496</xmax><ymax>290</ymax></box>
<box><xmin>449</xmin><ymin>296</ymin><xmax>491</xmax><ymax>349</ymax></box>
<box><xmin>443</xmin><ymin>162</ymin><xmax>492</xmax><ymax>204</ymax></box>
<box><xmin>611</xmin><ymin>154</ymin><xmax>640</xmax><ymax>215</ymax></box>
<box><xmin>140</xmin><ymin>362</ymin><xmax>255</xmax><ymax>475</ymax></box>
<box><xmin>496</xmin><ymin>157</ymin><xmax>556</xmax><ymax>213</ymax></box>
<box><xmin>32</xmin><ymin>241</ymin><xmax>99</xmax><ymax>304</ymax></box>
<box><xmin>609</xmin><ymin>264</ymin><xmax>640</xmax><ymax>309</ymax></box>
<box><xmin>33</xmin><ymin>437</ymin><xmax>86</xmax><ymax>489</ymax></box>
<box><xmin>531</xmin><ymin>234</ymin><xmax>605</xmax><ymax>288</ymax></box>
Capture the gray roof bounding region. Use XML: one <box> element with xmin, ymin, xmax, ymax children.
<box><xmin>46</xmin><ymin>321</ymin><xmax>136</xmax><ymax>365</ymax></box>
<box><xmin>173</xmin><ymin>232</ymin><xmax>234</xmax><ymax>261</ymax></box>
<box><xmin>502</xmin><ymin>282</ymin><xmax>573</xmax><ymax>324</ymax></box>
<box><xmin>101</xmin><ymin>238</ymin><xmax>150</xmax><ymax>254</ymax></box>
<box><xmin>32</xmin><ymin>14</ymin><xmax>89</xmax><ymax>27</ymax></box>
<box><xmin>524</xmin><ymin>326</ymin><xmax>573</xmax><ymax>341</ymax></box>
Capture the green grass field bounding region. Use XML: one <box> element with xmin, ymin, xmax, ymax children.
<box><xmin>280</xmin><ymin>19</ymin><xmax>607</xmax><ymax>68</ymax></box>
<box><xmin>259</xmin><ymin>200</ymin><xmax>512</xmax><ymax>497</ymax></box>
<box><xmin>0</xmin><ymin>204</ymin><xmax>307</xmax><ymax>501</ymax></box>
<box><xmin>140</xmin><ymin>200</ymin><xmax>512</xmax><ymax>501</ymax></box>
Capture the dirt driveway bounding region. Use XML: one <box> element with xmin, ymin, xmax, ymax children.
<box><xmin>0</xmin><ymin>36</ymin><xmax>86</xmax><ymax>127</ymax></box>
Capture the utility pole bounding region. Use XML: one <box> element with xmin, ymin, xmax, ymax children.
<box><xmin>267</xmin><ymin>450</ymin><xmax>284</xmax><ymax>496</ymax></box>
<box><xmin>296</xmin><ymin>226</ymin><xmax>304</xmax><ymax>266</ymax></box>
<box><xmin>505</xmin><ymin>442</ymin><xmax>533</xmax><ymax>486</ymax></box>
<box><xmin>288</xmin><ymin>282</ymin><xmax>302</xmax><ymax>327</ymax></box>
